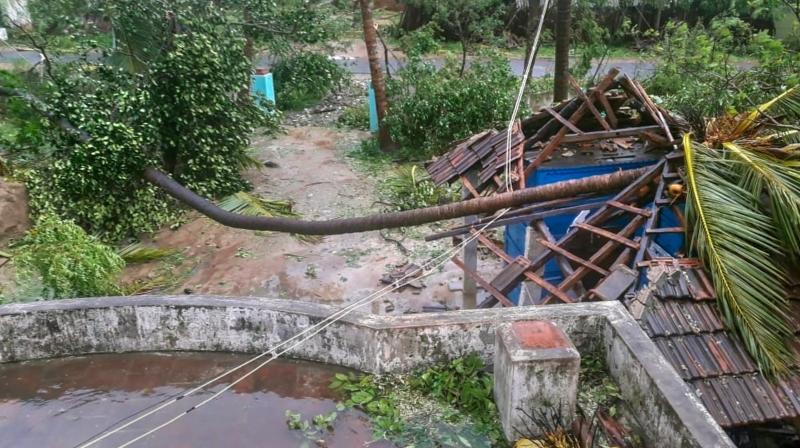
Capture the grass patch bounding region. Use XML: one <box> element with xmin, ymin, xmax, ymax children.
<box><xmin>330</xmin><ymin>354</ymin><xmax>503</xmax><ymax>447</ymax></box>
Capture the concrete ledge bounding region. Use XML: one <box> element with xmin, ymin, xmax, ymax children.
<box><xmin>0</xmin><ymin>296</ymin><xmax>732</xmax><ymax>448</ymax></box>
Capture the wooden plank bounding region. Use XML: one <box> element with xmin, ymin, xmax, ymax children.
<box><xmin>536</xmin><ymin>237</ymin><xmax>610</xmax><ymax>276</ymax></box>
<box><xmin>568</xmin><ymin>75</ymin><xmax>612</xmax><ymax>131</ymax></box>
<box><xmin>546</xmin><ymin>215</ymin><xmax>646</xmax><ymax>303</ymax></box>
<box><xmin>646</xmin><ymin>227</ymin><xmax>685</xmax><ymax>234</ymax></box>
<box><xmin>452</xmin><ymin>256</ymin><xmax>515</xmax><ymax>308</ymax></box>
<box><xmin>526</xmin><ymin>160</ymin><xmax>664</xmax><ymax>274</ymax></box>
<box><xmin>596</xmin><ymin>91</ymin><xmax>619</xmax><ymax>128</ymax></box>
<box><xmin>425</xmin><ymin>200</ymin><xmax>605</xmax><ymax>241</ymax></box>
<box><xmin>544</xmin><ymin>106</ymin><xmax>583</xmax><ymax>134</ymax></box>
<box><xmin>607</xmin><ymin>200</ymin><xmax>652</xmax><ymax>217</ymax></box>
<box><xmin>470</xmin><ymin>230</ymin><xmax>573</xmax><ymax>304</ymax></box>
<box><xmin>574</xmin><ymin>222</ymin><xmax>640</xmax><ymax>249</ymax></box>
<box><xmin>560</xmin><ymin>125</ymin><xmax>662</xmax><ymax>144</ymax></box>
<box><xmin>523</xmin><ymin>69</ymin><xmax>621</xmax><ymax>179</ymax></box>
<box><xmin>460</xmin><ymin>175</ymin><xmax>481</xmax><ymax>199</ymax></box>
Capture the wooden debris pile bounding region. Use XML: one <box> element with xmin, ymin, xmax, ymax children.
<box><xmin>426</xmin><ymin>68</ymin><xmax>684</xmax><ymax>308</ymax></box>
<box><xmin>427</xmin><ymin>69</ymin><xmax>800</xmax><ymax>432</ymax></box>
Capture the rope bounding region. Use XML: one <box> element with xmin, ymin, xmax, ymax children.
<box><xmin>80</xmin><ymin>5</ymin><xmax>553</xmax><ymax>446</ymax></box>
<box><xmin>77</xmin><ymin>212</ymin><xmax>503</xmax><ymax>448</ymax></box>
<box><xmin>504</xmin><ymin>0</ymin><xmax>549</xmax><ymax>192</ymax></box>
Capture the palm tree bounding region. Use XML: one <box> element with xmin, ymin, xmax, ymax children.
<box><xmin>358</xmin><ymin>0</ymin><xmax>393</xmax><ymax>152</ymax></box>
<box><xmin>553</xmin><ymin>0</ymin><xmax>571</xmax><ymax>101</ymax></box>
<box><xmin>683</xmin><ymin>87</ymin><xmax>800</xmax><ymax>376</ymax></box>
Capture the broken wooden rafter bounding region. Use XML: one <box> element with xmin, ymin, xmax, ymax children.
<box><xmin>522</xmin><ymin>68</ymin><xmax>621</xmax><ymax>180</ymax></box>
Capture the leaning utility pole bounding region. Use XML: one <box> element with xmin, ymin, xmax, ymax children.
<box><xmin>553</xmin><ymin>0</ymin><xmax>571</xmax><ymax>101</ymax></box>
<box><xmin>358</xmin><ymin>0</ymin><xmax>393</xmax><ymax>151</ymax></box>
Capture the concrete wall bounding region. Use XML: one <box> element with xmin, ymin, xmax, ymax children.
<box><xmin>0</xmin><ymin>296</ymin><xmax>733</xmax><ymax>447</ymax></box>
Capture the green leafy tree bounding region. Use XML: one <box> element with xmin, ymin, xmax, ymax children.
<box><xmin>13</xmin><ymin>215</ymin><xmax>125</xmax><ymax>299</ymax></box>
<box><xmin>7</xmin><ymin>1</ymin><xmax>281</xmax><ymax>239</ymax></box>
<box><xmin>384</xmin><ymin>54</ymin><xmax>522</xmax><ymax>158</ymax></box>
<box><xmin>406</xmin><ymin>0</ymin><xmax>504</xmax><ymax>75</ymax></box>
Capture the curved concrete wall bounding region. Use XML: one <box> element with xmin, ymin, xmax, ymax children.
<box><xmin>0</xmin><ymin>296</ymin><xmax>733</xmax><ymax>447</ymax></box>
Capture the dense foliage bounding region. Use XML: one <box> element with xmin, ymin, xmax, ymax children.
<box><xmin>380</xmin><ymin>165</ymin><xmax>457</xmax><ymax>210</ymax></box>
<box><xmin>12</xmin><ymin>215</ymin><xmax>124</xmax><ymax>299</ymax></box>
<box><xmin>330</xmin><ymin>354</ymin><xmax>501</xmax><ymax>447</ymax></box>
<box><xmin>645</xmin><ymin>18</ymin><xmax>800</xmax><ymax>134</ymax></box>
<box><xmin>384</xmin><ymin>55</ymin><xmax>522</xmax><ymax>159</ymax></box>
<box><xmin>5</xmin><ymin>1</ymin><xmax>281</xmax><ymax>240</ymax></box>
<box><xmin>272</xmin><ymin>52</ymin><xmax>350</xmax><ymax>110</ymax></box>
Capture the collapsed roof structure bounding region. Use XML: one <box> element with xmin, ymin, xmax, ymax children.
<box><xmin>426</xmin><ymin>69</ymin><xmax>800</xmax><ymax>435</ymax></box>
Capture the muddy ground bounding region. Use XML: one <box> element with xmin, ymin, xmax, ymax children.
<box><xmin>119</xmin><ymin>123</ymin><xmax>501</xmax><ymax>314</ymax></box>
<box><xmin>0</xmin><ymin>78</ymin><xmax>502</xmax><ymax>313</ymax></box>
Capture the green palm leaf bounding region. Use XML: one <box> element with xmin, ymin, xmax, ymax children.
<box><xmin>217</xmin><ymin>192</ymin><xmax>320</xmax><ymax>243</ymax></box>
<box><xmin>724</xmin><ymin>142</ymin><xmax>800</xmax><ymax>257</ymax></box>
<box><xmin>684</xmin><ymin>134</ymin><xmax>795</xmax><ymax>376</ymax></box>
<box><xmin>117</xmin><ymin>243</ymin><xmax>178</xmax><ymax>264</ymax></box>
<box><xmin>734</xmin><ymin>86</ymin><xmax>800</xmax><ymax>144</ymax></box>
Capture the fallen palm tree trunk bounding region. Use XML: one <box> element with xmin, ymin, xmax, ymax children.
<box><xmin>144</xmin><ymin>166</ymin><xmax>647</xmax><ymax>235</ymax></box>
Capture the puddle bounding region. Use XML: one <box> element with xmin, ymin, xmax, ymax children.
<box><xmin>0</xmin><ymin>352</ymin><xmax>386</xmax><ymax>447</ymax></box>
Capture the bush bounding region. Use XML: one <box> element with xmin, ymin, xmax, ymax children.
<box><xmin>380</xmin><ymin>165</ymin><xmax>457</xmax><ymax>211</ymax></box>
<box><xmin>12</xmin><ymin>215</ymin><xmax>125</xmax><ymax>299</ymax></box>
<box><xmin>645</xmin><ymin>19</ymin><xmax>800</xmax><ymax>134</ymax></box>
<box><xmin>384</xmin><ymin>54</ymin><xmax>522</xmax><ymax>159</ymax></box>
<box><xmin>337</xmin><ymin>102</ymin><xmax>370</xmax><ymax>130</ymax></box>
<box><xmin>272</xmin><ymin>52</ymin><xmax>349</xmax><ymax>110</ymax></box>
<box><xmin>398</xmin><ymin>22</ymin><xmax>441</xmax><ymax>58</ymax></box>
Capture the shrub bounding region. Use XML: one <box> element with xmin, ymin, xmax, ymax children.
<box><xmin>380</xmin><ymin>165</ymin><xmax>457</xmax><ymax>211</ymax></box>
<box><xmin>337</xmin><ymin>102</ymin><xmax>370</xmax><ymax>130</ymax></box>
<box><xmin>384</xmin><ymin>54</ymin><xmax>522</xmax><ymax>159</ymax></box>
<box><xmin>645</xmin><ymin>19</ymin><xmax>800</xmax><ymax>134</ymax></box>
<box><xmin>13</xmin><ymin>215</ymin><xmax>125</xmax><ymax>299</ymax></box>
<box><xmin>272</xmin><ymin>52</ymin><xmax>349</xmax><ymax>110</ymax></box>
<box><xmin>398</xmin><ymin>22</ymin><xmax>441</xmax><ymax>58</ymax></box>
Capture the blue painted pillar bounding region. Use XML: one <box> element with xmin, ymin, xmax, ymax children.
<box><xmin>251</xmin><ymin>69</ymin><xmax>275</xmax><ymax>108</ymax></box>
<box><xmin>368</xmin><ymin>83</ymin><xmax>379</xmax><ymax>133</ymax></box>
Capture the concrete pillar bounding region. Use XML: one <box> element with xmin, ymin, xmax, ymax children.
<box><xmin>493</xmin><ymin>320</ymin><xmax>580</xmax><ymax>441</ymax></box>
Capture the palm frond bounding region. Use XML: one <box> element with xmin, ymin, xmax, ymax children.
<box><xmin>734</xmin><ymin>86</ymin><xmax>800</xmax><ymax>141</ymax></box>
<box><xmin>217</xmin><ymin>192</ymin><xmax>320</xmax><ymax>243</ymax></box>
<box><xmin>684</xmin><ymin>134</ymin><xmax>795</xmax><ymax>376</ymax></box>
<box><xmin>117</xmin><ymin>243</ymin><xmax>178</xmax><ymax>264</ymax></box>
<box><xmin>724</xmin><ymin>142</ymin><xmax>800</xmax><ymax>257</ymax></box>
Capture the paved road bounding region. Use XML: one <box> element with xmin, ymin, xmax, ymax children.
<box><xmin>4</xmin><ymin>48</ymin><xmax>655</xmax><ymax>79</ymax></box>
<box><xmin>324</xmin><ymin>55</ymin><xmax>657</xmax><ymax>79</ymax></box>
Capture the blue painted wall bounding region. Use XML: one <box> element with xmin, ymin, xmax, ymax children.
<box><xmin>505</xmin><ymin>158</ymin><xmax>682</xmax><ymax>303</ymax></box>
<box><xmin>251</xmin><ymin>72</ymin><xmax>276</xmax><ymax>108</ymax></box>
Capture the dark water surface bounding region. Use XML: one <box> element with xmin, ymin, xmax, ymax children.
<box><xmin>0</xmin><ymin>352</ymin><xmax>380</xmax><ymax>448</ymax></box>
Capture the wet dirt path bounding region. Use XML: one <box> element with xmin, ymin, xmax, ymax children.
<box><xmin>122</xmin><ymin>126</ymin><xmax>500</xmax><ymax>314</ymax></box>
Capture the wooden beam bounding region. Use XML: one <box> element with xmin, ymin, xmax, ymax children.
<box><xmin>546</xmin><ymin>215</ymin><xmax>646</xmax><ymax>303</ymax></box>
<box><xmin>596</xmin><ymin>91</ymin><xmax>619</xmax><ymax>128</ymax></box>
<box><xmin>451</xmin><ymin>256</ymin><xmax>514</xmax><ymax>307</ymax></box>
<box><xmin>560</xmin><ymin>125</ymin><xmax>662</xmax><ymax>144</ymax></box>
<box><xmin>606</xmin><ymin>200</ymin><xmax>652</xmax><ymax>217</ymax></box>
<box><xmin>574</xmin><ymin>222</ymin><xmax>640</xmax><ymax>249</ymax></box>
<box><xmin>523</xmin><ymin>69</ymin><xmax>620</xmax><ymax>180</ymax></box>
<box><xmin>544</xmin><ymin>106</ymin><xmax>583</xmax><ymax>134</ymax></box>
<box><xmin>536</xmin><ymin>238</ymin><xmax>610</xmax><ymax>276</ymax></box>
<box><xmin>568</xmin><ymin>75</ymin><xmax>612</xmax><ymax>131</ymax></box>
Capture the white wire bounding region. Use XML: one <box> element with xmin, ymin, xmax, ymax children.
<box><xmin>99</xmin><ymin>5</ymin><xmax>552</xmax><ymax>446</ymax></box>
<box><xmin>504</xmin><ymin>0</ymin><xmax>550</xmax><ymax>193</ymax></box>
<box><xmin>106</xmin><ymin>210</ymin><xmax>509</xmax><ymax>448</ymax></box>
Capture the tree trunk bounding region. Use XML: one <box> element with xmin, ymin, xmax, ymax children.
<box><xmin>459</xmin><ymin>40</ymin><xmax>468</xmax><ymax>77</ymax></box>
<box><xmin>654</xmin><ymin>6</ymin><xmax>663</xmax><ymax>32</ymax></box>
<box><xmin>145</xmin><ymin>166</ymin><xmax>648</xmax><ymax>235</ymax></box>
<box><xmin>524</xmin><ymin>1</ymin><xmax>541</xmax><ymax>79</ymax></box>
<box><xmin>553</xmin><ymin>0</ymin><xmax>571</xmax><ymax>101</ymax></box>
<box><xmin>358</xmin><ymin>0</ymin><xmax>393</xmax><ymax>151</ymax></box>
